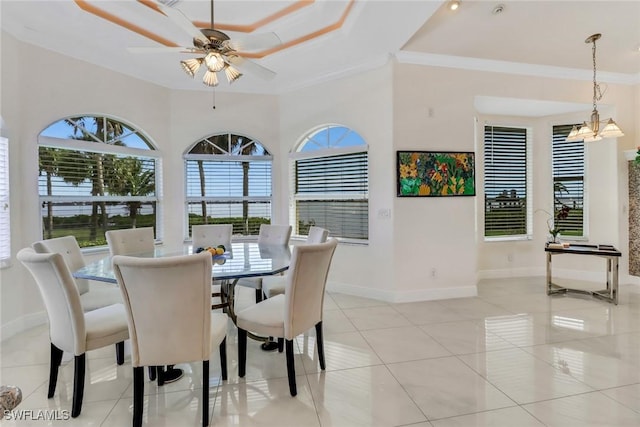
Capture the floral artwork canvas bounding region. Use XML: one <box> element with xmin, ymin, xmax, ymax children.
<box><xmin>397</xmin><ymin>151</ymin><xmax>475</xmax><ymax>197</ymax></box>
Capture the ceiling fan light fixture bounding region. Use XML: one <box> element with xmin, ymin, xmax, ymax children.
<box><xmin>204</xmin><ymin>52</ymin><xmax>225</xmax><ymax>72</ymax></box>
<box><xmin>202</xmin><ymin>69</ymin><xmax>219</xmax><ymax>87</ymax></box>
<box><xmin>224</xmin><ymin>65</ymin><xmax>242</xmax><ymax>84</ymax></box>
<box><xmin>180</xmin><ymin>58</ymin><xmax>203</xmax><ymax>77</ymax></box>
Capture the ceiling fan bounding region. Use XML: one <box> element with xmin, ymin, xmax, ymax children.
<box><xmin>144</xmin><ymin>0</ymin><xmax>281</xmax><ymax>87</ymax></box>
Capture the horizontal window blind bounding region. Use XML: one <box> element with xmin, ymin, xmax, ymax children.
<box><xmin>38</xmin><ymin>114</ymin><xmax>159</xmax><ymax>249</ymax></box>
<box><xmin>39</xmin><ymin>148</ymin><xmax>156</xmax><ymax>198</ymax></box>
<box><xmin>296</xmin><ymin>200</ymin><xmax>368</xmax><ymax>240</ymax></box>
<box><xmin>185</xmin><ymin>134</ymin><xmax>273</xmax><ymax>237</ymax></box>
<box><xmin>40</xmin><ymin>202</ymin><xmax>157</xmax><ymax>246</ymax></box>
<box><xmin>552</xmin><ymin>124</ymin><xmax>584</xmax><ymax>237</ymax></box>
<box><xmin>295</xmin><ymin>151</ymin><xmax>368</xmax><ymax>239</ymax></box>
<box><xmin>296</xmin><ymin>152</ymin><xmax>368</xmax><ymax>194</ymax></box>
<box><xmin>0</xmin><ymin>137</ymin><xmax>10</xmax><ymax>266</ymax></box>
<box><xmin>484</xmin><ymin>126</ymin><xmax>528</xmax><ymax>237</ymax></box>
<box><xmin>186</xmin><ymin>201</ymin><xmax>271</xmax><ymax>236</ymax></box>
<box><xmin>185</xmin><ymin>160</ymin><xmax>271</xmax><ymax>198</ymax></box>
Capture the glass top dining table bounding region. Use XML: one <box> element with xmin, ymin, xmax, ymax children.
<box><xmin>73</xmin><ymin>242</ymin><xmax>291</xmax><ymax>285</ymax></box>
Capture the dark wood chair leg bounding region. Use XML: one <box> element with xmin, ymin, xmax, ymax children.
<box><xmin>148</xmin><ymin>366</ymin><xmax>157</xmax><ymax>381</ymax></box>
<box><xmin>238</xmin><ymin>329</ymin><xmax>247</xmax><ymax>378</ymax></box>
<box><xmin>202</xmin><ymin>360</ymin><xmax>209</xmax><ymax>427</ymax></box>
<box><xmin>48</xmin><ymin>343</ymin><xmax>64</xmax><ymax>398</ymax></box>
<box><xmin>71</xmin><ymin>354</ymin><xmax>86</xmax><ymax>418</ymax></box>
<box><xmin>219</xmin><ymin>338</ymin><xmax>227</xmax><ymax>381</ymax></box>
<box><xmin>285</xmin><ymin>339</ymin><xmax>297</xmax><ymax>396</ymax></box>
<box><xmin>157</xmin><ymin>366</ymin><xmax>165</xmax><ymax>386</ymax></box>
<box><xmin>277</xmin><ymin>338</ymin><xmax>284</xmax><ymax>353</ymax></box>
<box><xmin>133</xmin><ymin>367</ymin><xmax>144</xmax><ymax>427</ymax></box>
<box><xmin>255</xmin><ymin>288</ymin><xmax>263</xmax><ymax>304</ymax></box>
<box><xmin>116</xmin><ymin>341</ymin><xmax>125</xmax><ymax>365</ymax></box>
<box><xmin>315</xmin><ymin>321</ymin><xmax>326</xmax><ymax>370</ymax></box>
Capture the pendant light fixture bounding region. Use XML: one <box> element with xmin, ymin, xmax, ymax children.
<box><xmin>566</xmin><ymin>33</ymin><xmax>624</xmax><ymax>142</ymax></box>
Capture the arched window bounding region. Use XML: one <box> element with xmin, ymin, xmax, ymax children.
<box><xmin>290</xmin><ymin>124</ymin><xmax>368</xmax><ymax>241</ymax></box>
<box><xmin>38</xmin><ymin>115</ymin><xmax>159</xmax><ymax>247</ymax></box>
<box><xmin>184</xmin><ymin>133</ymin><xmax>272</xmax><ymax>237</ymax></box>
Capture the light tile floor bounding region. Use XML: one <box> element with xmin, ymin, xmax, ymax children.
<box><xmin>3</xmin><ymin>277</ymin><xmax>640</xmax><ymax>426</ymax></box>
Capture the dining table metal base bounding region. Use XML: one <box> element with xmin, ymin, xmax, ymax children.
<box><xmin>218</xmin><ymin>279</ymin><xmax>270</xmax><ymax>343</ymax></box>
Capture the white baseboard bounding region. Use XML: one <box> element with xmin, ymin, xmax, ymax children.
<box><xmin>478</xmin><ymin>267</ymin><xmax>544</xmax><ymax>280</ymax></box>
<box><xmin>326</xmin><ymin>281</ymin><xmax>477</xmax><ymax>303</ymax></box>
<box><xmin>479</xmin><ymin>267</ymin><xmax>640</xmax><ymax>287</ymax></box>
<box><xmin>1</xmin><ymin>311</ymin><xmax>47</xmax><ymax>342</ymax></box>
<box><xmin>623</xmin><ymin>274</ymin><xmax>640</xmax><ymax>285</ymax></box>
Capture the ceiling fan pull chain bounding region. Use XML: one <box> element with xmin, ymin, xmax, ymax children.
<box><xmin>212</xmin><ymin>88</ymin><xmax>216</xmax><ymax>110</ymax></box>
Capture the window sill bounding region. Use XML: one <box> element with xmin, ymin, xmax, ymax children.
<box><xmin>484</xmin><ymin>235</ymin><xmax>532</xmax><ymax>243</ymax></box>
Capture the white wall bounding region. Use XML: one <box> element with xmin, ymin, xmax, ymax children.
<box><xmin>279</xmin><ymin>63</ymin><xmax>396</xmax><ymax>301</ymax></box>
<box><xmin>392</xmin><ymin>66</ymin><xmax>479</xmax><ymax>300</ymax></box>
<box><xmin>1</xmin><ymin>32</ymin><xmax>638</xmax><ymax>338</ymax></box>
<box><xmin>392</xmin><ymin>64</ymin><xmax>635</xmax><ymax>288</ymax></box>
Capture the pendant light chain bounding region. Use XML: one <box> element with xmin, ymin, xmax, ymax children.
<box><xmin>591</xmin><ymin>36</ymin><xmax>602</xmax><ymax>110</ymax></box>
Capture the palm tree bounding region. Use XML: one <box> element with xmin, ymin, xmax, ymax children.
<box><xmin>63</xmin><ymin>116</ymin><xmax>124</xmax><ymax>241</ymax></box>
<box><xmin>38</xmin><ymin>147</ymin><xmax>60</xmax><ymax>238</ymax></box>
<box><xmin>230</xmin><ymin>134</ymin><xmax>259</xmax><ymax>235</ymax></box>
<box><xmin>191</xmin><ymin>134</ymin><xmax>228</xmax><ymax>224</ymax></box>
<box><xmin>106</xmin><ymin>157</ymin><xmax>155</xmax><ymax>228</ymax></box>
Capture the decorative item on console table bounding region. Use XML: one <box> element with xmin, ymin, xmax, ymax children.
<box><xmin>537</xmin><ymin>205</ymin><xmax>570</xmax><ymax>243</ymax></box>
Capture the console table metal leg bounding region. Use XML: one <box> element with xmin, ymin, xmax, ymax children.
<box><xmin>546</xmin><ymin>252</ymin><xmax>552</xmax><ymax>295</ymax></box>
<box><xmin>613</xmin><ymin>258</ymin><xmax>619</xmax><ymax>305</ymax></box>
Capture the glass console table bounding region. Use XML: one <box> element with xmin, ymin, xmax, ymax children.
<box><xmin>545</xmin><ymin>243</ymin><xmax>621</xmax><ymax>305</ymax></box>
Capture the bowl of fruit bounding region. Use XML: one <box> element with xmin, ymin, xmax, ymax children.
<box><xmin>195</xmin><ymin>245</ymin><xmax>227</xmax><ymax>264</ymax></box>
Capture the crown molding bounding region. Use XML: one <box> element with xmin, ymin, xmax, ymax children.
<box><xmin>395</xmin><ymin>51</ymin><xmax>640</xmax><ymax>86</ymax></box>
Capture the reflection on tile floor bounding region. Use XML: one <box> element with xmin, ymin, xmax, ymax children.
<box><xmin>4</xmin><ymin>278</ymin><xmax>640</xmax><ymax>426</ymax></box>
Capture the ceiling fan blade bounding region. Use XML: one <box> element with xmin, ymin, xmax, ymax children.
<box><xmin>128</xmin><ymin>47</ymin><xmax>202</xmax><ymax>54</ymax></box>
<box><xmin>227</xmin><ymin>32</ymin><xmax>282</xmax><ymax>52</ymax></box>
<box><xmin>153</xmin><ymin>0</ymin><xmax>208</xmax><ymax>45</ymax></box>
<box><xmin>226</xmin><ymin>56</ymin><xmax>276</xmax><ymax>81</ymax></box>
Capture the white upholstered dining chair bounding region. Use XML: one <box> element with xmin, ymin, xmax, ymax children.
<box><xmin>236</xmin><ymin>238</ymin><xmax>338</xmax><ymax>396</ymax></box>
<box><xmin>112</xmin><ymin>251</ymin><xmax>227</xmax><ymax>427</ymax></box>
<box><xmin>105</xmin><ymin>227</ymin><xmax>155</xmax><ymax>256</ymax></box>
<box><xmin>191</xmin><ymin>224</ymin><xmax>233</xmax><ymax>309</ymax></box>
<box><xmin>261</xmin><ymin>226</ymin><xmax>329</xmax><ymax>300</ymax></box>
<box><xmin>192</xmin><ymin>224</ymin><xmax>232</xmax><ymax>250</ymax></box>
<box><xmin>32</xmin><ymin>235</ymin><xmax>122</xmax><ymax>311</ymax></box>
<box><xmin>236</xmin><ymin>224</ymin><xmax>291</xmax><ymax>303</ymax></box>
<box><xmin>17</xmin><ymin>248</ymin><xmax>129</xmax><ymax>418</ymax></box>
<box><xmin>105</xmin><ymin>226</ymin><xmax>168</xmax><ymax>382</ymax></box>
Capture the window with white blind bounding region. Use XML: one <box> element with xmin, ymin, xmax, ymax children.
<box><xmin>552</xmin><ymin>124</ymin><xmax>585</xmax><ymax>237</ymax></box>
<box><xmin>290</xmin><ymin>125</ymin><xmax>368</xmax><ymax>241</ymax></box>
<box><xmin>484</xmin><ymin>125</ymin><xmax>531</xmax><ymax>239</ymax></box>
<box><xmin>38</xmin><ymin>115</ymin><xmax>159</xmax><ymax>248</ymax></box>
<box><xmin>0</xmin><ymin>136</ymin><xmax>10</xmax><ymax>267</ymax></box>
<box><xmin>184</xmin><ymin>133</ymin><xmax>272</xmax><ymax>237</ymax></box>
